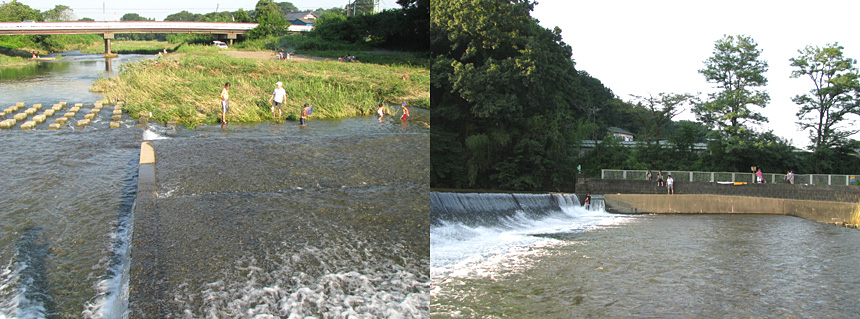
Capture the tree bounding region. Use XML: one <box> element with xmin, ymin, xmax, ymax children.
<box><xmin>43</xmin><ymin>5</ymin><xmax>74</xmax><ymax>21</ymax></box>
<box><xmin>431</xmin><ymin>0</ymin><xmax>589</xmax><ymax>191</ymax></box>
<box><xmin>233</xmin><ymin>9</ymin><xmax>251</xmax><ymax>22</ymax></box>
<box><xmin>695</xmin><ymin>35</ymin><xmax>770</xmax><ymax>137</ymax></box>
<box><xmin>249</xmin><ymin>0</ymin><xmax>287</xmax><ymax>38</ymax></box>
<box><xmin>789</xmin><ymin>42</ymin><xmax>860</xmax><ymax>152</ymax></box>
<box><xmin>165</xmin><ymin>10</ymin><xmax>201</xmax><ymax>21</ymax></box>
<box><xmin>78</xmin><ymin>17</ymin><xmax>94</xmax><ymax>22</ymax></box>
<box><xmin>275</xmin><ymin>2</ymin><xmax>297</xmax><ymax>15</ymax></box>
<box><xmin>0</xmin><ymin>1</ymin><xmax>43</xmax><ymax>22</ymax></box>
<box><xmin>346</xmin><ymin>0</ymin><xmax>374</xmax><ymax>15</ymax></box>
<box><xmin>629</xmin><ymin>92</ymin><xmax>697</xmax><ymax>141</ymax></box>
<box><xmin>120</xmin><ymin>13</ymin><xmax>153</xmax><ymax>21</ymax></box>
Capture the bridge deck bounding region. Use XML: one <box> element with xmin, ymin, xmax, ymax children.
<box><xmin>0</xmin><ymin>21</ymin><xmax>257</xmax><ymax>35</ymax></box>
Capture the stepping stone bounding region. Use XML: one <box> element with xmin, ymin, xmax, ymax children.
<box><xmin>55</xmin><ymin>117</ymin><xmax>67</xmax><ymax>125</ymax></box>
<box><xmin>24</xmin><ymin>108</ymin><xmax>36</xmax><ymax>115</ymax></box>
<box><xmin>20</xmin><ymin>121</ymin><xmax>35</xmax><ymax>130</ymax></box>
<box><xmin>69</xmin><ymin>107</ymin><xmax>80</xmax><ymax>112</ymax></box>
<box><xmin>32</xmin><ymin>104</ymin><xmax>41</xmax><ymax>110</ymax></box>
<box><xmin>84</xmin><ymin>113</ymin><xmax>95</xmax><ymax>120</ymax></box>
<box><xmin>64</xmin><ymin>112</ymin><xmax>75</xmax><ymax>118</ymax></box>
<box><xmin>0</xmin><ymin>119</ymin><xmax>16</xmax><ymax>129</ymax></box>
<box><xmin>76</xmin><ymin>119</ymin><xmax>90</xmax><ymax>127</ymax></box>
<box><xmin>33</xmin><ymin>114</ymin><xmax>46</xmax><ymax>123</ymax></box>
<box><xmin>14</xmin><ymin>113</ymin><xmax>27</xmax><ymax>121</ymax></box>
<box><xmin>110</xmin><ymin>121</ymin><xmax>120</xmax><ymax>128</ymax></box>
<box><xmin>47</xmin><ymin>123</ymin><xmax>61</xmax><ymax>130</ymax></box>
<box><xmin>44</xmin><ymin>109</ymin><xmax>55</xmax><ymax>117</ymax></box>
<box><xmin>113</xmin><ymin>110</ymin><xmax>122</xmax><ymax>116</ymax></box>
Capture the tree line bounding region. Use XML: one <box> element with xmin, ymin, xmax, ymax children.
<box><xmin>430</xmin><ymin>0</ymin><xmax>860</xmax><ymax>192</ymax></box>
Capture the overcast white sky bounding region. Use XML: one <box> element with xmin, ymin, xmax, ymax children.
<box><xmin>21</xmin><ymin>0</ymin><xmax>401</xmax><ymax>21</ymax></box>
<box><xmin>532</xmin><ymin>0</ymin><xmax>860</xmax><ymax>149</ymax></box>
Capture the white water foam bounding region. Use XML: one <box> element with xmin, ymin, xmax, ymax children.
<box><xmin>142</xmin><ymin>128</ymin><xmax>168</xmax><ymax>141</ymax></box>
<box><xmin>171</xmin><ymin>240</ymin><xmax>429</xmax><ymax>318</ymax></box>
<box><xmin>430</xmin><ymin>194</ymin><xmax>630</xmax><ymax>279</ymax></box>
<box><xmin>81</xmin><ymin>202</ymin><xmax>136</xmax><ymax>319</ymax></box>
<box><xmin>0</xmin><ymin>253</ymin><xmax>48</xmax><ymax>319</ymax></box>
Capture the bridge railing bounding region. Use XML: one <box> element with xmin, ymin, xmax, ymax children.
<box><xmin>600</xmin><ymin>169</ymin><xmax>859</xmax><ymax>186</ymax></box>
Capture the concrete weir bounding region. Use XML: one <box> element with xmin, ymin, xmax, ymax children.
<box><xmin>604</xmin><ymin>194</ymin><xmax>860</xmax><ymax>226</ymax></box>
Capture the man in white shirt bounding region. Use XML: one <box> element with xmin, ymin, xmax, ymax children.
<box><xmin>269</xmin><ymin>81</ymin><xmax>286</xmax><ymax>118</ymax></box>
<box><xmin>667</xmin><ymin>175</ymin><xmax>674</xmax><ymax>194</ymax></box>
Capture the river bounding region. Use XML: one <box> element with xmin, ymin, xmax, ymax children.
<box><xmin>0</xmin><ymin>51</ymin><xmax>429</xmax><ymax>318</ymax></box>
<box><xmin>431</xmin><ymin>192</ymin><xmax>860</xmax><ymax>318</ymax></box>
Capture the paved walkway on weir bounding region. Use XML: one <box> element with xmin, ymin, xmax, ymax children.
<box><xmin>129</xmin><ymin>134</ymin><xmax>429</xmax><ymax>317</ymax></box>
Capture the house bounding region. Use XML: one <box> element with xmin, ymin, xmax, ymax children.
<box><xmin>285</xmin><ymin>12</ymin><xmax>317</xmax><ymax>21</ymax></box>
<box><xmin>607</xmin><ymin>126</ymin><xmax>635</xmax><ymax>141</ymax></box>
<box><xmin>288</xmin><ymin>18</ymin><xmax>314</xmax><ymax>32</ymax></box>
<box><xmin>284</xmin><ymin>12</ymin><xmax>317</xmax><ymax>32</ymax></box>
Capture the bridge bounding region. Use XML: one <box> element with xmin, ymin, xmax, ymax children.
<box><xmin>0</xmin><ymin>21</ymin><xmax>258</xmax><ymax>54</ymax></box>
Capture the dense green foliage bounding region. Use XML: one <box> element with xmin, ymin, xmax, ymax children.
<box><xmin>432</xmin><ymin>0</ymin><xmax>602</xmax><ymax>191</ymax></box>
<box><xmin>249</xmin><ymin>0</ymin><xmax>288</xmax><ymax>39</ymax></box>
<box><xmin>311</xmin><ymin>0</ymin><xmax>428</xmax><ymax>51</ymax></box>
<box><xmin>696</xmin><ymin>35</ymin><xmax>770</xmax><ymax>137</ymax></box>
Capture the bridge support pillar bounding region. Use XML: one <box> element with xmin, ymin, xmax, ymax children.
<box><xmin>104</xmin><ymin>33</ymin><xmax>114</xmax><ymax>55</ymax></box>
<box><xmin>227</xmin><ymin>33</ymin><xmax>237</xmax><ymax>45</ymax></box>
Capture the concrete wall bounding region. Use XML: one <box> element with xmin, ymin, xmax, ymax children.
<box><xmin>603</xmin><ymin>194</ymin><xmax>860</xmax><ymax>226</ymax></box>
<box><xmin>577</xmin><ymin>177</ymin><xmax>860</xmax><ymax>203</ymax></box>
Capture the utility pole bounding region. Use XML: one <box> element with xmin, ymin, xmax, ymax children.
<box><xmin>353</xmin><ymin>0</ymin><xmax>357</xmax><ymax>16</ymax></box>
<box><xmin>102</xmin><ymin>2</ymin><xmax>105</xmax><ymax>21</ymax></box>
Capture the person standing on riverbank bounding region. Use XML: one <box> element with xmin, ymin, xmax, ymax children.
<box><xmin>300</xmin><ymin>103</ymin><xmax>311</xmax><ymax>126</ymax></box>
<box><xmin>657</xmin><ymin>171</ymin><xmax>664</xmax><ymax>187</ymax></box>
<box><xmin>269</xmin><ymin>81</ymin><xmax>286</xmax><ymax>118</ymax></box>
<box><xmin>756</xmin><ymin>168</ymin><xmax>763</xmax><ymax>183</ymax></box>
<box><xmin>220</xmin><ymin>82</ymin><xmax>230</xmax><ymax>125</ymax></box>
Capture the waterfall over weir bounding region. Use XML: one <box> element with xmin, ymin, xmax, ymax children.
<box><xmin>430</xmin><ymin>192</ymin><xmax>627</xmax><ymax>277</ymax></box>
<box><xmin>430</xmin><ymin>192</ymin><xmax>579</xmax><ymax>226</ymax></box>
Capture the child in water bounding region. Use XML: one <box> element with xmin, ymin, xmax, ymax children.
<box><xmin>400</xmin><ymin>102</ymin><xmax>410</xmax><ymax>120</ymax></box>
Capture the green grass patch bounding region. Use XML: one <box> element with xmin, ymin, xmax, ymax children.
<box><xmin>91</xmin><ymin>45</ymin><xmax>430</xmax><ymax>127</ymax></box>
<box><xmin>82</xmin><ymin>40</ymin><xmax>182</xmax><ymax>54</ymax></box>
<box><xmin>0</xmin><ymin>54</ymin><xmax>34</xmax><ymax>68</ymax></box>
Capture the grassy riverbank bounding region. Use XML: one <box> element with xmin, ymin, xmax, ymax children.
<box><xmin>91</xmin><ymin>45</ymin><xmax>429</xmax><ymax>127</ymax></box>
<box><xmin>82</xmin><ymin>40</ymin><xmax>182</xmax><ymax>55</ymax></box>
<box><xmin>0</xmin><ymin>54</ymin><xmax>34</xmax><ymax>68</ymax></box>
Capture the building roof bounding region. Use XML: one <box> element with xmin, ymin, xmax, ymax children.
<box><xmin>607</xmin><ymin>126</ymin><xmax>635</xmax><ymax>136</ymax></box>
<box><xmin>291</xmin><ymin>18</ymin><xmax>314</xmax><ymax>25</ymax></box>
<box><xmin>285</xmin><ymin>12</ymin><xmax>316</xmax><ymax>21</ymax></box>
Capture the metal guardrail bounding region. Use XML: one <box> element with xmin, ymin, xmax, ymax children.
<box><xmin>601</xmin><ymin>169</ymin><xmax>859</xmax><ymax>186</ymax></box>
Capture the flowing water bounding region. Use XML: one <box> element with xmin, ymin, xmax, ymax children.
<box><xmin>0</xmin><ymin>52</ymin><xmax>429</xmax><ymax>318</ymax></box>
<box><xmin>431</xmin><ymin>192</ymin><xmax>860</xmax><ymax>318</ymax></box>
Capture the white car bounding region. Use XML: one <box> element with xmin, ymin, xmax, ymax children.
<box><xmin>213</xmin><ymin>41</ymin><xmax>228</xmax><ymax>49</ymax></box>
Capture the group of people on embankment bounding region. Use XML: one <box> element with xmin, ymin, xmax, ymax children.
<box><xmin>644</xmin><ymin>167</ymin><xmax>799</xmax><ymax>195</ymax></box>
<box><xmin>647</xmin><ymin>170</ymin><xmax>674</xmax><ymax>195</ymax></box>
<box><xmin>218</xmin><ymin>81</ymin><xmax>410</xmax><ymax>127</ymax></box>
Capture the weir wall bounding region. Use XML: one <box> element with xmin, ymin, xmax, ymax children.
<box><xmin>602</xmin><ymin>194</ymin><xmax>860</xmax><ymax>225</ymax></box>
<box><xmin>576</xmin><ymin>177</ymin><xmax>860</xmax><ymax>203</ymax></box>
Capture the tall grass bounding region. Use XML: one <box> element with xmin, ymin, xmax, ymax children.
<box><xmin>91</xmin><ymin>45</ymin><xmax>429</xmax><ymax>127</ymax></box>
<box><xmin>0</xmin><ymin>54</ymin><xmax>32</xmax><ymax>68</ymax></box>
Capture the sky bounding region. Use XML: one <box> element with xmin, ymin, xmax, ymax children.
<box><xmin>21</xmin><ymin>0</ymin><xmax>402</xmax><ymax>21</ymax></box>
<box><xmin>532</xmin><ymin>0</ymin><xmax>860</xmax><ymax>149</ymax></box>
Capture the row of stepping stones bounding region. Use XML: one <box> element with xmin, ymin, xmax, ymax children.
<box><xmin>0</xmin><ymin>101</ymin><xmax>126</xmax><ymax>130</ymax></box>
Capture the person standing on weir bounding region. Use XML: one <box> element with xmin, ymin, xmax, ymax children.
<box><xmin>220</xmin><ymin>82</ymin><xmax>230</xmax><ymax>125</ymax></box>
<box><xmin>667</xmin><ymin>174</ymin><xmax>674</xmax><ymax>194</ymax></box>
<box><xmin>657</xmin><ymin>171</ymin><xmax>664</xmax><ymax>187</ymax></box>
<box><xmin>756</xmin><ymin>168</ymin><xmax>763</xmax><ymax>183</ymax></box>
